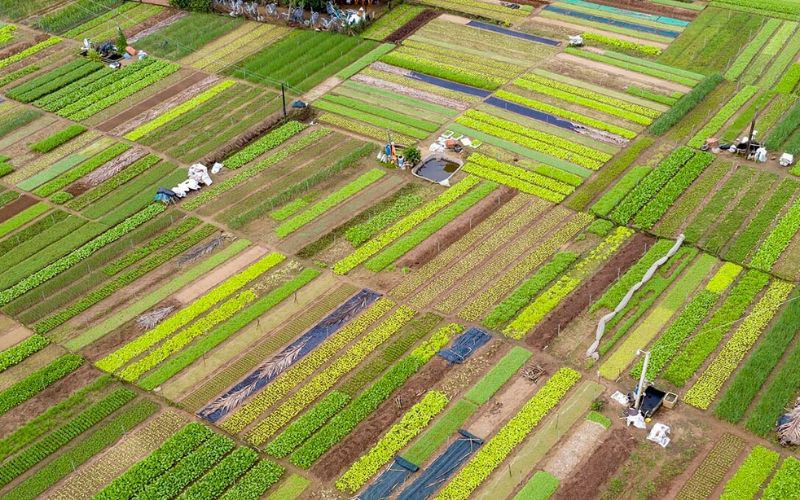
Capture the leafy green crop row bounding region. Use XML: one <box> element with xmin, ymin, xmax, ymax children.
<box><xmin>650</xmin><ymin>74</ymin><xmax>724</xmax><ymax>135</ymax></box>
<box><xmin>29</xmin><ymin>124</ymin><xmax>87</xmax><ymax>154</ymax></box>
<box><xmin>0</xmin><ymin>354</ymin><xmax>83</xmax><ymax>415</ymax></box>
<box><xmin>0</xmin><ymin>334</ymin><xmax>48</xmax><ymax>373</ymax></box>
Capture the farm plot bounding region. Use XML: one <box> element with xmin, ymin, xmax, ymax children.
<box><xmin>33</xmin><ymin>0</ymin><xmax>123</xmax><ymax>34</ymax></box>
<box><xmin>380</xmin><ymin>17</ymin><xmax>555</xmax><ymax>93</ymax></box>
<box><xmin>134</xmin><ymin>12</ymin><xmax>244</xmax><ymax>61</ymax></box>
<box><xmin>124</xmin><ymin>80</ymin><xmax>282</xmax><ymax>163</ymax></box>
<box><xmin>540</xmin><ymin>0</ymin><xmax>689</xmax><ymax>44</ymax></box>
<box><xmin>179</xmin><ymin>22</ymin><xmax>289</xmax><ymax>74</ymax></box>
<box><xmin>316</xmin><ymin>79</ymin><xmax>457</xmax><ymax>144</ymax></box>
<box><xmin>659</xmin><ymin>6</ymin><xmax>766</xmax><ymax>75</ymax></box>
<box><xmin>228</xmin><ymin>30</ymin><xmax>379</xmax><ymax>93</ymax></box>
<box><xmin>62</xmin><ymin>2</ymin><xmax>166</xmax><ymax>42</ymax></box>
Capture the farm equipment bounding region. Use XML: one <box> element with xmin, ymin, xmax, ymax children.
<box><xmin>80</xmin><ymin>38</ymin><xmax>125</xmax><ymax>67</ymax></box>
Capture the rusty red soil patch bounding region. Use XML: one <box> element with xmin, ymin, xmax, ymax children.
<box><xmin>0</xmin><ymin>364</ymin><xmax>100</xmax><ymax>435</ymax></box>
<box><xmin>527</xmin><ymin>232</ymin><xmax>655</xmax><ymax>350</ymax></box>
<box><xmin>385</xmin><ymin>9</ymin><xmax>440</xmax><ymax>43</ymax></box>
<box><xmin>0</xmin><ymin>194</ymin><xmax>38</xmax><ymax>222</ymax></box>
<box><xmin>397</xmin><ymin>187</ymin><xmax>516</xmax><ymax>270</ymax></box>
<box><xmin>81</xmin><ymin>298</ymin><xmax>181</xmax><ymax>361</ymax></box>
<box><xmin>581</xmin><ymin>0</ymin><xmax>696</xmax><ymax>20</ymax></box>
<box><xmin>96</xmin><ymin>71</ymin><xmax>209</xmax><ymax>133</ymax></box>
<box><xmin>125</xmin><ymin>7</ymin><xmax>180</xmax><ymax>39</ymax></box>
<box><xmin>312</xmin><ymin>356</ymin><xmax>452</xmax><ymax>481</ymax></box>
<box><xmin>553</xmin><ymin>428</ymin><xmax>637</xmax><ymax>500</ymax></box>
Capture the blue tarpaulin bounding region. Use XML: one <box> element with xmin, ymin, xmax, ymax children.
<box><xmin>359</xmin><ymin>457</ymin><xmax>419</xmax><ymax>500</ymax></box>
<box><xmin>485</xmin><ymin>96</ymin><xmax>578</xmax><ymax>132</ymax></box>
<box><xmin>438</xmin><ymin>327</ymin><xmax>491</xmax><ymax>364</ymax></box>
<box><xmin>397</xmin><ymin>430</ymin><xmax>484</xmax><ymax>500</ymax></box>
<box><xmin>408</xmin><ymin>72</ymin><xmax>491</xmax><ymax>98</ymax></box>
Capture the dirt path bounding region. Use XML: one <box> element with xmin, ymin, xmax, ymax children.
<box><xmin>467</xmin><ymin>375</ymin><xmax>539</xmax><ymax>438</ymax></box>
<box><xmin>0</xmin><ymin>324</ymin><xmax>32</xmax><ymax>351</ymax></box>
<box><xmin>542</xmin><ymin>419</ymin><xmax>607</xmax><ymax>479</ymax></box>
<box><xmin>173</xmin><ymin>245</ymin><xmax>267</xmax><ymax>303</ymax></box>
<box><xmin>303</xmin><ymin>76</ymin><xmax>342</xmax><ymax>103</ymax></box>
<box><xmin>556</xmin><ymin>52</ymin><xmax>691</xmax><ymax>93</ymax></box>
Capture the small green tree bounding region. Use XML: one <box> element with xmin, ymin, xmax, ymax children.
<box><xmin>402</xmin><ymin>146</ymin><xmax>421</xmax><ymax>166</ymax></box>
<box><xmin>116</xmin><ymin>27</ymin><xmax>127</xmax><ymax>51</ymax></box>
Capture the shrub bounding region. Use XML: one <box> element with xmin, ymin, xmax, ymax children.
<box><xmin>650</xmin><ymin>74</ymin><xmax>724</xmax><ymax>135</ymax></box>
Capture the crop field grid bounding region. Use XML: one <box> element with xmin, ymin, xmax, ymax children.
<box><xmin>5</xmin><ymin>0</ymin><xmax>800</xmax><ymax>499</ymax></box>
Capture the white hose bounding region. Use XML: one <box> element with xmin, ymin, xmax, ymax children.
<box><xmin>586</xmin><ymin>234</ymin><xmax>685</xmax><ymax>360</ymax></box>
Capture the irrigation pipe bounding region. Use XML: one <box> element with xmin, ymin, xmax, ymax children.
<box><xmin>585</xmin><ymin>234</ymin><xmax>685</xmax><ymax>360</ymax></box>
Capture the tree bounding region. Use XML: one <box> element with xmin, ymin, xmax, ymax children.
<box><xmin>116</xmin><ymin>27</ymin><xmax>127</xmax><ymax>51</ymax></box>
<box><xmin>402</xmin><ymin>146</ymin><xmax>421</xmax><ymax>166</ymax></box>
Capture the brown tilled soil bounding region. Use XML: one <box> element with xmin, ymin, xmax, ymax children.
<box><xmin>125</xmin><ymin>7</ymin><xmax>180</xmax><ymax>39</ymax></box>
<box><xmin>527</xmin><ymin>232</ymin><xmax>655</xmax><ymax>350</ymax></box>
<box><xmin>0</xmin><ymin>195</ymin><xmax>38</xmax><ymax>222</ymax></box>
<box><xmin>81</xmin><ymin>298</ymin><xmax>181</xmax><ymax>361</ymax></box>
<box><xmin>312</xmin><ymin>356</ymin><xmax>452</xmax><ymax>481</ymax></box>
<box><xmin>385</xmin><ymin>9</ymin><xmax>439</xmax><ymax>43</ymax></box>
<box><xmin>552</xmin><ymin>428</ymin><xmax>637</xmax><ymax>500</ymax></box>
<box><xmin>581</xmin><ymin>0</ymin><xmax>697</xmax><ymax>20</ymax></box>
<box><xmin>0</xmin><ymin>364</ymin><xmax>99</xmax><ymax>435</ymax></box>
<box><xmin>67</xmin><ymin>148</ymin><xmax>148</xmax><ymax>195</ymax></box>
<box><xmin>397</xmin><ymin>187</ymin><xmax>516</xmax><ymax>270</ymax></box>
<box><xmin>96</xmin><ymin>71</ymin><xmax>210</xmax><ymax>133</ymax></box>
<box><xmin>0</xmin><ymin>35</ymin><xmax>47</xmax><ymax>60</ymax></box>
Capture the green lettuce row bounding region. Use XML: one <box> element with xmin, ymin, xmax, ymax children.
<box><xmin>337</xmin><ymin>390</ymin><xmax>448</xmax><ymax>493</ymax></box>
<box><xmin>650</xmin><ymin>74</ymin><xmax>724</xmax><ymax>135</ymax></box>
<box><xmin>590</xmin><ymin>166</ymin><xmax>650</xmax><ymax>217</ymax></box>
<box><xmin>333</xmin><ymin>176</ymin><xmax>481</xmax><ymax>274</ymax></box>
<box><xmin>96</xmin><ymin>251</ymin><xmax>284</xmax><ymax>373</ymax></box>
<box><xmin>7</xmin><ymin>59</ymin><xmax>92</xmax><ymax>99</ymax></box>
<box><xmin>725</xmin><ymin>19</ymin><xmax>781</xmax><ymax>81</ymax></box>
<box><xmin>626</xmin><ymin>85</ymin><xmax>678</xmax><ymax>105</ymax></box>
<box><xmin>34</xmin><ymin>143</ymin><xmax>130</xmax><ymax>197</ymax></box>
<box><xmin>484</xmin><ymin>252</ymin><xmax>578</xmax><ymax>329</ymax></box>
<box><xmin>96</xmin><ymin>422</ymin><xmax>214</xmax><ymax>499</ymax></box>
<box><xmin>228</xmin><ymin>143</ymin><xmax>376</xmax><ymax>229</ymax></box>
<box><xmin>277</xmin><ymin>169</ymin><xmax>386</xmax><ymax>237</ymax></box>
<box><xmin>125</xmin><ymin>80</ymin><xmax>236</xmax><ymax>141</ymax></box>
<box><xmin>750</xmin><ymin>197</ymin><xmax>800</xmax><ymax>271</ymax></box>
<box><xmin>469</xmin><ymin>152</ymin><xmax>574</xmax><ymax>195</ymax></box>
<box><xmin>67</xmin><ymin>154</ymin><xmax>161</xmax><ymax>211</ymax></box>
<box><xmin>139</xmin><ymin>267</ymin><xmax>320</xmax><ymax>390</ymax></box>
<box><xmin>0</xmin><ymin>38</ymin><xmax>60</xmax><ymax>70</ymax></box>
<box><xmin>0</xmin><ymin>202</ymin><xmax>49</xmax><ymax>239</ymax></box>
<box><xmin>582</xmin><ymin>32</ymin><xmax>661</xmax><ymax>56</ymax></box>
<box><xmin>246</xmin><ymin>306</ymin><xmax>416</xmax><ymax>444</ymax></box>
<box><xmin>12</xmin><ymin>61</ymin><xmax>103</xmax><ymax>103</ymax></box>
<box><xmin>180</xmin><ymin>447</ymin><xmax>259</xmax><ymax>499</ymax></box>
<box><xmin>436</xmin><ymin>368</ymin><xmax>581</xmax><ymax>499</ymax></box>
<box><xmin>46</xmin><ymin>58</ymin><xmax>158</xmax><ymax>113</ymax></box>
<box><xmin>0</xmin><ymin>387</ymin><xmax>135</xmax><ymax>488</ymax></box>
<box><xmin>609</xmin><ymin>146</ymin><xmax>695</xmax><ymax>224</ymax></box>
<box><xmin>120</xmin><ymin>290</ymin><xmax>257</xmax><ymax>382</ymax></box>
<box><xmin>185</xmin><ymin>129</ymin><xmax>331</xmax><ymax>211</ymax></box>
<box><xmin>4</xmin><ymin>397</ymin><xmax>156</xmax><ymax>500</ymax></box>
<box><xmin>517</xmin><ymin>73</ymin><xmax>658</xmax><ymax>123</ymax></box>
<box><xmin>663</xmin><ymin>269</ymin><xmax>769</xmax><ymax>387</ymax></box>
<box><xmin>0</xmin><ymin>354</ymin><xmax>83</xmax><ymax>415</ymax></box>
<box><xmin>0</xmin><ymin>334</ymin><xmax>49</xmax><ymax>373</ymax></box>
<box><xmin>687</xmin><ymin>85</ymin><xmax>759</xmax><ymax>148</ymax></box>
<box><xmin>266</xmin><ymin>391</ymin><xmax>351</xmax><ymax>458</ymax></box>
<box><xmin>34</xmin><ymin>224</ymin><xmax>216</xmax><ymax>334</ymax></box>
<box><xmin>138</xmin><ymin>433</ymin><xmax>234</xmax><ymax>500</ymax></box>
<box><xmin>315</xmin><ymin>99</ymin><xmax>432</xmax><ymax>140</ymax></box>
<box><xmin>716</xmin><ymin>288</ymin><xmax>800</xmax><ymax>423</ymax></box>
<box><xmin>35</xmin><ymin>0</ymin><xmax>121</xmax><ymax>33</ymax></box>
<box><xmin>365</xmin><ymin>181</ymin><xmax>497</xmax><ymax>272</ymax></box>
<box><xmin>776</xmin><ymin>64</ymin><xmax>800</xmax><ymax>94</ymax></box>
<box><xmin>102</xmin><ymin>217</ymin><xmax>201</xmax><ymax>275</ymax></box>
<box><xmin>0</xmin><ymin>204</ymin><xmax>165</xmax><ymax>306</ymax></box>
<box><xmin>288</xmin><ymin>324</ymin><xmax>461</xmax><ymax>468</ymax></box>
<box><xmin>380</xmin><ymin>51</ymin><xmax>502</xmax><ymax>90</ymax></box>
<box><xmin>463</xmin><ymin>163</ymin><xmax>562</xmax><ymax>203</ymax></box>
<box><xmin>633</xmin><ymin>151</ymin><xmax>713</xmax><ymax>228</ymax></box>
<box><xmin>0</xmin><ymin>375</ymin><xmax>112</xmax><ymax>462</ymax></box>
<box><xmin>720</xmin><ymin>446</ymin><xmax>779</xmax><ymax>500</ymax></box>
<box><xmin>224</xmin><ymin>121</ymin><xmax>307</xmax><ymax>169</ymax></box>
<box><xmin>343</xmin><ymin>192</ymin><xmax>424</xmax><ymax>248</ymax></box>
<box><xmin>218</xmin><ymin>459</ymin><xmax>285</xmax><ymax>500</ymax></box>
